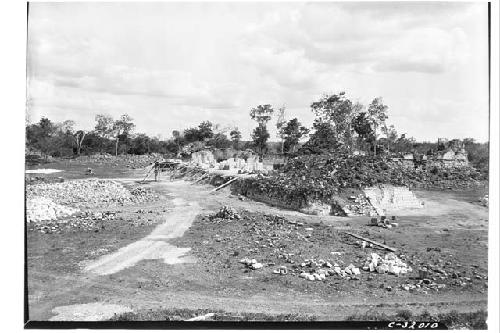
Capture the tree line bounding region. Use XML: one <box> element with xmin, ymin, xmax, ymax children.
<box><xmin>25</xmin><ymin>91</ymin><xmax>488</xmax><ymax>173</ymax></box>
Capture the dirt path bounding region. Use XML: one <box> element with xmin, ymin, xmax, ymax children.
<box><xmin>84</xmin><ymin>184</ymin><xmax>201</xmax><ymax>275</ymax></box>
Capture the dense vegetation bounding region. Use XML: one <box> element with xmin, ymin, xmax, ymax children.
<box><xmin>234</xmin><ymin>153</ymin><xmax>484</xmax><ymax>209</ymax></box>
<box><xmin>25</xmin><ymin>91</ymin><xmax>489</xmax><ymax>178</ymax></box>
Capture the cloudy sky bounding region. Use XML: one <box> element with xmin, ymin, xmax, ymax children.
<box><xmin>27</xmin><ymin>1</ymin><xmax>489</xmax><ymax>142</ymax></box>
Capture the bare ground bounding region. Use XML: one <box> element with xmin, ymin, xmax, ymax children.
<box><xmin>26</xmin><ymin>166</ymin><xmax>488</xmax><ymax>322</ymax></box>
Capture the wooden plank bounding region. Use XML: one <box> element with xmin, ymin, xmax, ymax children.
<box><xmin>140</xmin><ymin>165</ymin><xmax>154</xmax><ymax>183</ymax></box>
<box><xmin>194</xmin><ymin>174</ymin><xmax>209</xmax><ymax>184</ymax></box>
<box><xmin>344</xmin><ymin>232</ymin><xmax>397</xmax><ymax>252</ymax></box>
<box><xmin>211</xmin><ymin>177</ymin><xmax>239</xmax><ymax>192</ymax></box>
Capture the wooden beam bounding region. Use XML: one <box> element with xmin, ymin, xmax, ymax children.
<box><xmin>344</xmin><ymin>232</ymin><xmax>397</xmax><ymax>252</ymax></box>
<box><xmin>211</xmin><ymin>177</ymin><xmax>239</xmax><ymax>192</ymax></box>
<box><xmin>193</xmin><ymin>174</ymin><xmax>209</xmax><ymax>184</ymax></box>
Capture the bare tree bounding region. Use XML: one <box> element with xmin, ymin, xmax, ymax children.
<box><xmin>275</xmin><ymin>105</ymin><xmax>287</xmax><ymax>154</ymax></box>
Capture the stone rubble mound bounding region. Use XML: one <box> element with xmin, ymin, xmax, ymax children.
<box><xmin>211</xmin><ymin>206</ymin><xmax>241</xmax><ymax>220</ymax></box>
<box><xmin>26</xmin><ymin>179</ymin><xmax>159</xmax><ymax>226</ymax></box>
<box><xmin>239</xmin><ymin>258</ymin><xmax>263</xmax><ymax>270</ymax></box>
<box><xmin>343</xmin><ymin>194</ymin><xmax>378</xmax><ymax>216</ymax></box>
<box><xmin>298</xmin><ymin>259</ymin><xmax>361</xmax><ymax>281</ymax></box>
<box><xmin>26</xmin><ymin>179</ymin><xmax>157</xmax><ymax>209</ymax></box>
<box><xmin>362</xmin><ymin>253</ymin><xmax>412</xmax><ymax>276</ymax></box>
<box><xmin>129</xmin><ymin>187</ymin><xmax>160</xmax><ymax>202</ymax></box>
<box><xmin>27</xmin><ymin>179</ymin><xmax>132</xmax><ymax>208</ymax></box>
<box><xmin>27</xmin><ymin>196</ymin><xmax>79</xmax><ymax>223</ymax></box>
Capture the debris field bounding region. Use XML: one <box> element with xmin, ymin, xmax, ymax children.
<box><xmin>171</xmin><ymin>206</ymin><xmax>488</xmax><ymax>297</ymax></box>
<box><xmin>26</xmin><ymin>179</ymin><xmax>160</xmax><ymax>232</ymax></box>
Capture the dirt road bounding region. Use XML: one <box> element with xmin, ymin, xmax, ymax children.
<box><xmin>84</xmin><ymin>192</ymin><xmax>200</xmax><ymax>275</ymax></box>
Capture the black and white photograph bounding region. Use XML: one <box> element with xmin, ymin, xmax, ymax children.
<box><xmin>16</xmin><ymin>0</ymin><xmax>499</xmax><ymax>329</ymax></box>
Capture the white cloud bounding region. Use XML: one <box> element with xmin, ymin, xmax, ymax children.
<box><xmin>26</xmin><ymin>2</ymin><xmax>489</xmax><ymax>142</ymax></box>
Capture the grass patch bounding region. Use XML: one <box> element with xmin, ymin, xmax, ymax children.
<box><xmin>346</xmin><ymin>309</ymin><xmax>487</xmax><ymax>329</ymax></box>
<box><xmin>110</xmin><ymin>307</ymin><xmax>317</xmax><ymax>321</ymax></box>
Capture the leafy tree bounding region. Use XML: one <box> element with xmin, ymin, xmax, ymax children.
<box><xmin>129</xmin><ymin>133</ymin><xmax>151</xmax><ymax>155</ymax></box>
<box><xmin>172</xmin><ymin>130</ymin><xmax>185</xmax><ymax>156</ymax></box>
<box><xmin>58</xmin><ymin>120</ymin><xmax>87</xmax><ymax>156</ymax></box>
<box><xmin>198</xmin><ymin>121</ymin><xmax>214</xmax><ymax>140</ymax></box>
<box><xmin>184</xmin><ymin>127</ymin><xmax>201</xmax><ymax>143</ymax></box>
<box><xmin>250</xmin><ymin>104</ymin><xmax>274</xmax><ymax>158</ymax></box>
<box><xmin>94</xmin><ymin>114</ymin><xmax>114</xmax><ymax>139</ymax></box>
<box><xmin>251</xmin><ymin>125</ymin><xmax>270</xmax><ymax>158</ymax></box>
<box><xmin>281</xmin><ymin>118</ymin><xmax>309</xmax><ymax>155</ymax></box>
<box><xmin>112</xmin><ymin>114</ymin><xmax>135</xmax><ymax>156</ymax></box>
<box><xmin>300</xmin><ymin>120</ymin><xmax>342</xmax><ymax>154</ymax></box>
<box><xmin>81</xmin><ymin>132</ymin><xmax>106</xmax><ymax>155</ymax></box>
<box><xmin>382</xmin><ymin>124</ymin><xmax>398</xmax><ymax>152</ymax></box>
<box><xmin>250</xmin><ymin>104</ymin><xmax>274</xmax><ymax>126</ymax></box>
<box><xmin>465</xmin><ymin>140</ymin><xmax>489</xmax><ymax>175</ymax></box>
<box><xmin>207</xmin><ymin>133</ymin><xmax>232</xmax><ymax>149</ymax></box>
<box><xmin>183</xmin><ymin>121</ymin><xmax>215</xmax><ymax>143</ymax></box>
<box><xmin>352</xmin><ymin>112</ymin><xmax>375</xmax><ymax>153</ymax></box>
<box><xmin>26</xmin><ymin>117</ymin><xmax>59</xmax><ymax>158</ymax></box>
<box><xmin>366</xmin><ymin>97</ymin><xmax>388</xmax><ymax>155</ymax></box>
<box><xmin>230</xmin><ymin>128</ymin><xmax>242</xmax><ymax>149</ymax></box>
<box><xmin>72</xmin><ymin>130</ymin><xmax>86</xmax><ymax>156</ymax></box>
<box><xmin>310</xmin><ymin>92</ymin><xmax>355</xmax><ymax>148</ymax></box>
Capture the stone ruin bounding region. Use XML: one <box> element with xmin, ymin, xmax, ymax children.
<box><xmin>190</xmin><ymin>150</ymin><xmax>272</xmax><ymax>173</ymax></box>
<box><xmin>191</xmin><ymin>150</ymin><xmax>217</xmax><ymax>167</ymax></box>
<box><xmin>427</xmin><ymin>149</ymin><xmax>469</xmax><ymax>168</ymax></box>
<box><xmin>363</xmin><ymin>184</ymin><xmax>424</xmax><ymax>215</ymax></box>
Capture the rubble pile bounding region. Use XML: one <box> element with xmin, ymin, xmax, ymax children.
<box><xmin>129</xmin><ymin>187</ymin><xmax>160</xmax><ymax>203</ymax></box>
<box><xmin>26</xmin><ymin>180</ymin><xmax>159</xmax><ymax>229</ymax></box>
<box><xmin>211</xmin><ymin>206</ymin><xmax>241</xmax><ymax>221</ymax></box>
<box><xmin>480</xmin><ymin>195</ymin><xmax>489</xmax><ymax>207</ymax></box>
<box><xmin>175</xmin><ymin>211</ymin><xmax>346</xmax><ymax>273</ymax></box>
<box><xmin>297</xmin><ymin>259</ymin><xmax>361</xmax><ymax>281</ymax></box>
<box><xmin>168</xmin><ymin>165</ymin><xmax>208</xmax><ymax>181</ymax></box>
<box><xmin>71</xmin><ymin>153</ymin><xmax>162</xmax><ymax>169</ymax></box>
<box><xmin>239</xmin><ymin>258</ymin><xmax>264</xmax><ymax>270</ymax></box>
<box><xmin>26</xmin><ymin>197</ymin><xmax>79</xmax><ymax>223</ymax></box>
<box><xmin>173</xmin><ymin>208</ymin><xmax>487</xmax><ymax>297</ymax></box>
<box><xmin>29</xmin><ymin>207</ymin><xmax>160</xmax><ymax>234</ymax></box>
<box><xmin>343</xmin><ymin>194</ymin><xmax>378</xmax><ymax>216</ymax></box>
<box><xmin>362</xmin><ymin>253</ymin><xmax>412</xmax><ymax>276</ymax></box>
<box><xmin>27</xmin><ymin>179</ymin><xmax>158</xmax><ymax>209</ymax></box>
<box><xmin>28</xmin><ymin>210</ymin><xmax>116</xmax><ymax>234</ymax></box>
<box><xmin>400</xmin><ymin>281</ymin><xmax>446</xmax><ymax>292</ymax></box>
<box><xmin>368</xmin><ymin>216</ymin><xmax>399</xmax><ymax>229</ymax></box>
